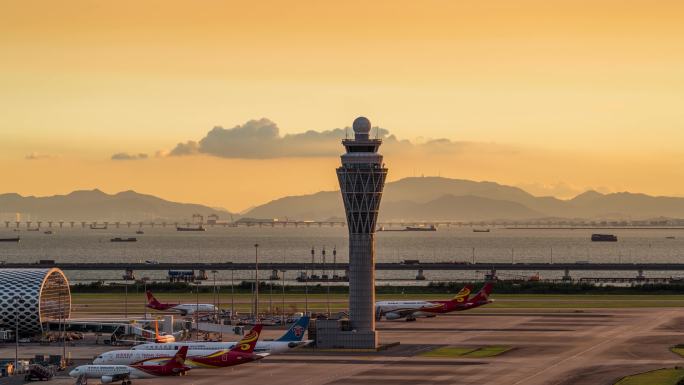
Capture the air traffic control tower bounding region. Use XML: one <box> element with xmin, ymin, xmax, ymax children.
<box><xmin>316</xmin><ymin>117</ymin><xmax>387</xmax><ymax>349</ymax></box>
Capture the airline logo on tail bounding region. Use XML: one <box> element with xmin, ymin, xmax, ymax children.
<box><xmin>239</xmin><ymin>331</ymin><xmax>258</xmax><ymax>351</ymax></box>
<box><xmin>292</xmin><ymin>325</ymin><xmax>305</xmax><ymax>338</ymax></box>
<box><xmin>231</xmin><ymin>324</ymin><xmax>262</xmax><ymax>353</ymax></box>
<box><xmin>453</xmin><ymin>285</ymin><xmax>473</xmax><ymax>303</ymax></box>
<box><xmin>174</xmin><ymin>354</ymin><xmax>184</xmax><ymax>366</ymax></box>
<box><xmin>146</xmin><ymin>290</ymin><xmax>172</xmax><ymax>310</ymax></box>
<box><xmin>468</xmin><ymin>282</ymin><xmax>494</xmax><ymax>305</ymax></box>
<box><xmin>276</xmin><ymin>316</ymin><xmax>310</xmax><ymax>342</ymax></box>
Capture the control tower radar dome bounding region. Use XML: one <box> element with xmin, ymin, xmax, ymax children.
<box><xmin>352</xmin><ymin>117</ymin><xmax>371</xmax><ymax>139</ymax></box>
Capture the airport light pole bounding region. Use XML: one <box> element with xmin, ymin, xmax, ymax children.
<box><xmin>211</xmin><ymin>270</ymin><xmax>218</xmax><ymax>322</ymax></box>
<box><xmin>124</xmin><ymin>280</ymin><xmax>128</xmax><ymax>318</ymax></box>
<box><xmin>281</xmin><ymin>270</ymin><xmax>286</xmax><ymax>325</ymax></box>
<box><xmin>60</xmin><ymin>290</ymin><xmax>66</xmax><ymax>361</ymax></box>
<box><xmin>281</xmin><ymin>249</ymin><xmax>286</xmax><ymax>325</ymax></box>
<box><xmin>195</xmin><ymin>282</ymin><xmax>200</xmax><ymax>340</ymax></box>
<box><xmin>324</xmin><ymin>247</ymin><xmax>331</xmax><ymax>317</ymax></box>
<box><xmin>230</xmin><ymin>269</ymin><xmax>235</xmax><ymax>319</ymax></box>
<box><xmin>306</xmin><ymin>247</ymin><xmax>313</xmax><ymax>315</ymax></box>
<box><xmin>143</xmin><ymin>280</ymin><xmax>147</xmax><ymax>320</ymax></box>
<box><xmin>13</xmin><ymin>296</ymin><xmax>20</xmax><ymax>373</ymax></box>
<box><xmin>254</xmin><ymin>243</ymin><xmax>259</xmax><ymax>321</ymax></box>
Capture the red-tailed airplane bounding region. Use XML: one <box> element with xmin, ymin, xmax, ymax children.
<box><xmin>70</xmin><ymin>346</ymin><xmax>190</xmax><ymax>384</ymax></box>
<box><xmin>94</xmin><ymin>325</ymin><xmax>266</xmax><ymax>369</ymax></box>
<box><xmin>145</xmin><ymin>290</ymin><xmax>217</xmax><ymax>316</ymax></box>
<box><xmin>375</xmin><ymin>282</ymin><xmax>494</xmax><ymax>321</ymax></box>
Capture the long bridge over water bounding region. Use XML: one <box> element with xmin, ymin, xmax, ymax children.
<box><xmin>4</xmin><ymin>220</ymin><xmax>684</xmax><ymax>229</ymax></box>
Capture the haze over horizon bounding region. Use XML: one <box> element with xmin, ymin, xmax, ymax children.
<box><xmin>3</xmin><ymin>0</ymin><xmax>684</xmax><ymax>211</ymax></box>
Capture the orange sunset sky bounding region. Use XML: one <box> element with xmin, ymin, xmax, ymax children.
<box><xmin>1</xmin><ymin>0</ymin><xmax>683</xmax><ymax>212</ymax></box>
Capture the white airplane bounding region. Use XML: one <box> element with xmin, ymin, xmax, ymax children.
<box><xmin>375</xmin><ymin>282</ymin><xmax>493</xmax><ymax>321</ymax></box>
<box><xmin>95</xmin><ymin>325</ymin><xmax>266</xmax><ymax>369</ymax></box>
<box><xmin>130</xmin><ymin>316</ymin><xmax>311</xmax><ymax>354</ymax></box>
<box><xmin>146</xmin><ymin>290</ymin><xmax>217</xmax><ymax>316</ymax></box>
<box><xmin>69</xmin><ymin>346</ymin><xmax>190</xmax><ymax>385</ymax></box>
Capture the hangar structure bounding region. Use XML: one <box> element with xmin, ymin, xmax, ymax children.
<box><xmin>0</xmin><ymin>268</ymin><xmax>71</xmax><ymax>335</ymax></box>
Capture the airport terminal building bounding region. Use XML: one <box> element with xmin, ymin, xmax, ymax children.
<box><xmin>0</xmin><ymin>268</ymin><xmax>71</xmax><ymax>336</ymax></box>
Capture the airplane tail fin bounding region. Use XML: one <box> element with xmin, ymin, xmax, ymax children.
<box><xmin>164</xmin><ymin>346</ymin><xmax>188</xmax><ymax>369</ymax></box>
<box><xmin>153</xmin><ymin>319</ymin><xmax>163</xmax><ymax>342</ymax></box>
<box><xmin>276</xmin><ymin>316</ymin><xmax>310</xmax><ymax>342</ymax></box>
<box><xmin>451</xmin><ymin>284</ymin><xmax>474</xmax><ymax>303</ymax></box>
<box><xmin>470</xmin><ymin>282</ymin><xmax>494</xmax><ymax>302</ymax></box>
<box><xmin>230</xmin><ymin>324</ymin><xmax>262</xmax><ymax>354</ymax></box>
<box><xmin>146</xmin><ymin>290</ymin><xmax>162</xmax><ymax>308</ymax></box>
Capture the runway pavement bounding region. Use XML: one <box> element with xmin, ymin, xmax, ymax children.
<box><xmin>2</xmin><ymin>307</ymin><xmax>684</xmax><ymax>385</ymax></box>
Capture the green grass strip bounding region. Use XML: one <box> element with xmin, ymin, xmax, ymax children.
<box><xmin>615</xmin><ymin>368</ymin><xmax>684</xmax><ymax>385</ymax></box>
<box><xmin>463</xmin><ymin>346</ymin><xmax>512</xmax><ymax>357</ymax></box>
<box><xmin>420</xmin><ymin>345</ymin><xmax>511</xmax><ymax>358</ymax></box>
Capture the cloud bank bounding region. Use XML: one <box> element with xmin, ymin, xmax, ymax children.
<box><xmin>168</xmin><ymin>118</ymin><xmax>470</xmax><ymax>159</ymax></box>
<box><xmin>111</xmin><ymin>152</ymin><xmax>149</xmax><ymax>161</ymax></box>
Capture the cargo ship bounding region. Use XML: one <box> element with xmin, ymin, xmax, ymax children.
<box><xmin>0</xmin><ymin>236</ymin><xmax>20</xmax><ymax>242</ymax></box>
<box><xmin>473</xmin><ymin>229</ymin><xmax>490</xmax><ymax>233</ymax></box>
<box><xmin>591</xmin><ymin>234</ymin><xmax>618</xmax><ymax>242</ymax></box>
<box><xmin>378</xmin><ymin>225</ymin><xmax>437</xmax><ymax>232</ymax></box>
<box><xmin>176</xmin><ymin>225</ymin><xmax>205</xmax><ymax>232</ymax></box>
<box><xmin>405</xmin><ymin>225</ymin><xmax>437</xmax><ymax>231</ymax></box>
<box><xmin>111</xmin><ymin>237</ymin><xmax>137</xmax><ymax>242</ymax></box>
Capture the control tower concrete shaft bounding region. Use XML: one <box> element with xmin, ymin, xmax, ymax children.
<box><xmin>336</xmin><ymin>116</ymin><xmax>387</xmax><ymax>348</ymax></box>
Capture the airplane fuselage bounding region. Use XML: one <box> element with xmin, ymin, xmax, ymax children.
<box><xmin>147</xmin><ymin>303</ymin><xmax>217</xmax><ymax>316</ymax></box>
<box><xmin>130</xmin><ymin>340</ymin><xmax>310</xmax><ymax>354</ymax></box>
<box><xmin>69</xmin><ymin>364</ymin><xmax>177</xmax><ymax>380</ymax></box>
<box><xmin>376</xmin><ymin>299</ymin><xmax>492</xmax><ymax>320</ymax></box>
<box><xmin>94</xmin><ymin>349</ymin><xmax>262</xmax><ymax>368</ymax></box>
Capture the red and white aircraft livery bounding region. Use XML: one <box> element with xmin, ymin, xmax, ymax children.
<box><xmin>131</xmin><ymin>316</ymin><xmax>311</xmax><ymax>354</ymax></box>
<box><xmin>69</xmin><ymin>346</ymin><xmax>190</xmax><ymax>384</ymax></box>
<box><xmin>94</xmin><ymin>325</ymin><xmax>266</xmax><ymax>369</ymax></box>
<box><xmin>146</xmin><ymin>290</ymin><xmax>217</xmax><ymax>316</ymax></box>
<box><xmin>375</xmin><ymin>282</ymin><xmax>494</xmax><ymax>321</ymax></box>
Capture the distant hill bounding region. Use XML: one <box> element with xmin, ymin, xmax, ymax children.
<box><xmin>3</xmin><ymin>178</ymin><xmax>684</xmax><ymax>222</ymax></box>
<box><xmin>0</xmin><ymin>189</ymin><xmax>231</xmax><ymax>222</ymax></box>
<box><xmin>244</xmin><ymin>177</ymin><xmax>684</xmax><ymax>221</ymax></box>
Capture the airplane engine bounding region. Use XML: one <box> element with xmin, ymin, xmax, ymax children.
<box><xmin>101</xmin><ymin>375</ymin><xmax>114</xmax><ymax>383</ymax></box>
<box><xmin>384</xmin><ymin>312</ymin><xmax>402</xmax><ymax>320</ymax></box>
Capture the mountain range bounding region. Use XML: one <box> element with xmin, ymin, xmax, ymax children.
<box><xmin>243</xmin><ymin>177</ymin><xmax>684</xmax><ymax>221</ymax></box>
<box><xmin>0</xmin><ymin>189</ymin><xmax>230</xmax><ymax>222</ymax></box>
<box><xmin>2</xmin><ymin>177</ymin><xmax>683</xmax><ymax>221</ymax></box>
